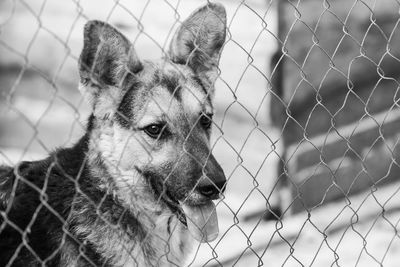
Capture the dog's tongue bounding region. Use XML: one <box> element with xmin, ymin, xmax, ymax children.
<box><xmin>180</xmin><ymin>201</ymin><xmax>219</xmax><ymax>243</ymax></box>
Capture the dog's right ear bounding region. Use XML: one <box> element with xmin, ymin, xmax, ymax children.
<box><xmin>79</xmin><ymin>20</ymin><xmax>142</xmax><ymax>107</ymax></box>
<box><xmin>168</xmin><ymin>3</ymin><xmax>226</xmax><ymax>97</ymax></box>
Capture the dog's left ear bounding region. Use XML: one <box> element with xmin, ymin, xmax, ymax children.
<box><xmin>169</xmin><ymin>3</ymin><xmax>226</xmax><ymax>93</ymax></box>
<box><xmin>79</xmin><ymin>21</ymin><xmax>142</xmax><ymax>111</ymax></box>
<box><xmin>79</xmin><ymin>20</ymin><xmax>142</xmax><ymax>87</ymax></box>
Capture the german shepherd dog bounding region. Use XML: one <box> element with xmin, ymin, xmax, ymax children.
<box><xmin>0</xmin><ymin>3</ymin><xmax>227</xmax><ymax>266</ymax></box>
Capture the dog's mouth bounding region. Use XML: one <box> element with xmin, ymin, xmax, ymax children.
<box><xmin>144</xmin><ymin>170</ymin><xmax>220</xmax><ymax>242</ymax></box>
<box><xmin>161</xmin><ymin>191</ymin><xmax>219</xmax><ymax>243</ymax></box>
<box><xmin>179</xmin><ymin>200</ymin><xmax>219</xmax><ymax>243</ymax></box>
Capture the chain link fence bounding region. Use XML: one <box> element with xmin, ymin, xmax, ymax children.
<box><xmin>0</xmin><ymin>0</ymin><xmax>400</xmax><ymax>266</ymax></box>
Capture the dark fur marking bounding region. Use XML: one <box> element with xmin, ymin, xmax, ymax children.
<box><xmin>81</xmin><ymin>242</ymin><xmax>111</xmax><ymax>267</ymax></box>
<box><xmin>192</xmin><ymin>75</ymin><xmax>212</xmax><ymax>103</ymax></box>
<box><xmin>150</xmin><ymin>69</ymin><xmax>183</xmax><ymax>102</ymax></box>
<box><xmin>170</xmin><ymin>57</ymin><xmax>186</xmax><ymax>66</ymax></box>
<box><xmin>101</xmin><ymin>56</ymin><xmax>117</xmax><ymax>85</ymax></box>
<box><xmin>115</xmin><ymin>78</ymin><xmax>142</xmax><ymax>128</ymax></box>
<box><xmin>167</xmin><ymin>216</ymin><xmax>172</xmax><ymax>236</ymax></box>
<box><xmin>160</xmin><ymin>74</ymin><xmax>182</xmax><ymax>102</ymax></box>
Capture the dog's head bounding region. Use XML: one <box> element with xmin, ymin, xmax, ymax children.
<box><xmin>78</xmin><ymin>3</ymin><xmax>226</xmax><ymax>242</ymax></box>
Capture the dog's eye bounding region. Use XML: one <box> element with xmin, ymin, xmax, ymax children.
<box><xmin>200</xmin><ymin>114</ymin><xmax>213</xmax><ymax>130</ymax></box>
<box><xmin>144</xmin><ymin>124</ymin><xmax>164</xmax><ymax>138</ymax></box>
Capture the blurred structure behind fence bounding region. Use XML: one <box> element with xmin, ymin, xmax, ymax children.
<box><xmin>271</xmin><ymin>0</ymin><xmax>400</xmax><ymax>214</ymax></box>
<box><xmin>1</xmin><ymin>0</ymin><xmax>400</xmax><ymax>266</ymax></box>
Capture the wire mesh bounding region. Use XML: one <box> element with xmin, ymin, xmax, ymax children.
<box><xmin>0</xmin><ymin>0</ymin><xmax>400</xmax><ymax>266</ymax></box>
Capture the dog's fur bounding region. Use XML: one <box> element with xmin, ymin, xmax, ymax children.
<box><xmin>0</xmin><ymin>3</ymin><xmax>226</xmax><ymax>266</ymax></box>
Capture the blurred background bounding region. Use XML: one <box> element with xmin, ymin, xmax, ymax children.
<box><xmin>1</xmin><ymin>0</ymin><xmax>400</xmax><ymax>266</ymax></box>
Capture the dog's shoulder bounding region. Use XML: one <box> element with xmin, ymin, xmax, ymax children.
<box><xmin>0</xmin><ymin>159</ymin><xmax>55</xmax><ymax>266</ymax></box>
<box><xmin>0</xmin><ymin>137</ymin><xmax>92</xmax><ymax>266</ymax></box>
<box><xmin>0</xmin><ymin>159</ymin><xmax>49</xmax><ymax>210</ymax></box>
<box><xmin>0</xmin><ymin>165</ymin><xmax>15</xmax><ymax>209</ymax></box>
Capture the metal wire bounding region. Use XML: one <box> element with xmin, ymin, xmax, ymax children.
<box><xmin>1</xmin><ymin>0</ymin><xmax>400</xmax><ymax>266</ymax></box>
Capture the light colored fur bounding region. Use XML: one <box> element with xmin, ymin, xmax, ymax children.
<box><xmin>71</xmin><ymin>206</ymin><xmax>192</xmax><ymax>266</ymax></box>
<box><xmin>77</xmin><ymin>80</ymin><xmax>205</xmax><ymax>266</ymax></box>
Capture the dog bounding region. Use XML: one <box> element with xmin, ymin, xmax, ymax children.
<box><xmin>0</xmin><ymin>3</ymin><xmax>227</xmax><ymax>266</ymax></box>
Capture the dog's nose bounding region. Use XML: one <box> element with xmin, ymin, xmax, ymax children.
<box><xmin>197</xmin><ymin>152</ymin><xmax>226</xmax><ymax>199</ymax></box>
<box><xmin>198</xmin><ymin>180</ymin><xmax>226</xmax><ymax>199</ymax></box>
<box><xmin>199</xmin><ymin>152</ymin><xmax>226</xmax><ymax>199</ymax></box>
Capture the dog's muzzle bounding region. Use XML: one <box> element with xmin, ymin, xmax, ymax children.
<box><xmin>179</xmin><ymin>156</ymin><xmax>226</xmax><ymax>243</ymax></box>
<box><xmin>148</xmin><ymin>146</ymin><xmax>226</xmax><ymax>243</ymax></box>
